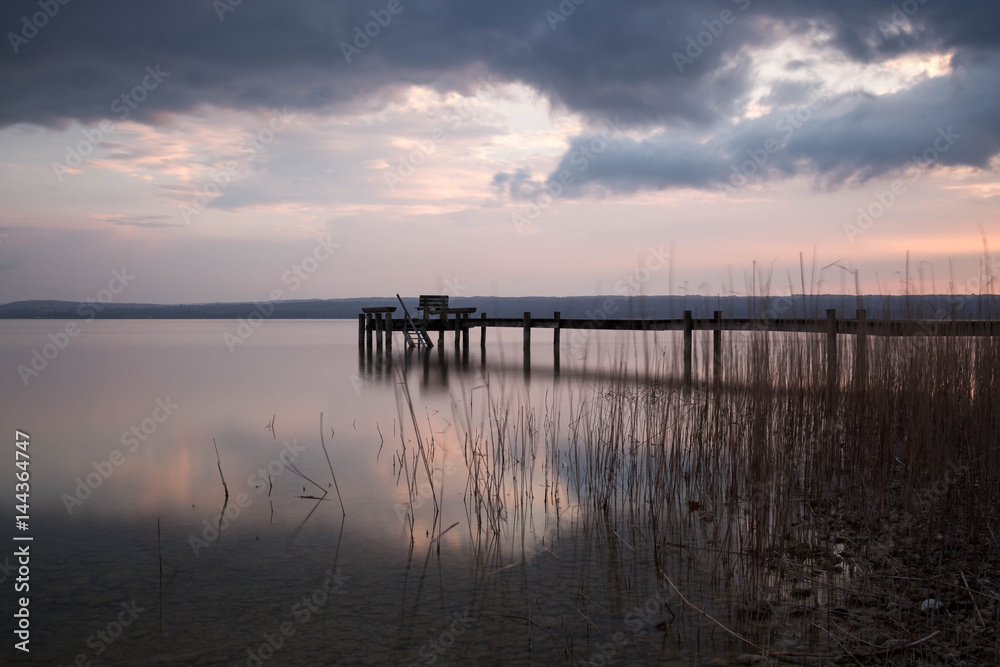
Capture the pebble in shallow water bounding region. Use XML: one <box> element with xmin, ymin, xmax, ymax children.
<box><xmin>920</xmin><ymin>598</ymin><xmax>944</xmax><ymax>613</ymax></box>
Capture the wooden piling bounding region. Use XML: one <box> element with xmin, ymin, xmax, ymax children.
<box><xmin>826</xmin><ymin>309</ymin><xmax>837</xmax><ymax>395</ymax></box>
<box><xmin>553</xmin><ymin>311</ymin><xmax>561</xmax><ymax>374</ymax></box>
<box><xmin>523</xmin><ymin>312</ymin><xmax>531</xmax><ymax>374</ymax></box>
<box><xmin>385</xmin><ymin>312</ymin><xmax>392</xmax><ymax>354</ymax></box>
<box><xmin>683</xmin><ymin>310</ymin><xmax>693</xmax><ymax>386</ymax></box>
<box><xmin>461</xmin><ymin>315</ymin><xmax>469</xmax><ymax>366</ymax></box>
<box><xmin>437</xmin><ymin>342</ymin><xmax>447</xmax><ymax>385</ymax></box>
<box><xmin>365</xmin><ymin>313</ymin><xmax>374</xmax><ymax>352</ymax></box>
<box><xmin>713</xmin><ymin>310</ymin><xmax>722</xmax><ymax>382</ymax></box>
<box><xmin>375</xmin><ymin>313</ymin><xmax>383</xmax><ymax>351</ymax></box>
<box><xmin>480</xmin><ymin>313</ymin><xmax>487</xmax><ymax>366</ymax></box>
<box><xmin>438</xmin><ymin>311</ymin><xmax>446</xmax><ymax>347</ymax></box>
<box><xmin>358</xmin><ymin>314</ymin><xmax>365</xmax><ymax>350</ymax></box>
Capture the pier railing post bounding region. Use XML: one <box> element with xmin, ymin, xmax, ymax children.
<box><xmin>683</xmin><ymin>310</ymin><xmax>693</xmax><ymax>386</ymax></box>
<box><xmin>826</xmin><ymin>309</ymin><xmax>837</xmax><ymax>396</ymax></box>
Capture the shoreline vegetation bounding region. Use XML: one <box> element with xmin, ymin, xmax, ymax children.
<box><xmin>396</xmin><ymin>316</ymin><xmax>1000</xmax><ymax>664</ymax></box>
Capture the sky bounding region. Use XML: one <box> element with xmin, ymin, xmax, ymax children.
<box><xmin>1</xmin><ymin>0</ymin><xmax>999</xmax><ymax>304</ymax></box>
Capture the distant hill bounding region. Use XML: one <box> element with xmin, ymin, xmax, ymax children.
<box><xmin>2</xmin><ymin>295</ymin><xmax>999</xmax><ymax>320</ymax></box>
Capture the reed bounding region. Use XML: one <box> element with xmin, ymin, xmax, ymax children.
<box><xmin>212</xmin><ymin>438</ymin><xmax>229</xmax><ymax>501</ymax></box>
<box><xmin>319</xmin><ymin>413</ymin><xmax>346</xmax><ymax>516</ymax></box>
<box><xmin>440</xmin><ymin>314</ymin><xmax>1000</xmax><ymax>663</ymax></box>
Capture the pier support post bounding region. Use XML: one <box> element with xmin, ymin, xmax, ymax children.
<box><xmin>438</xmin><ymin>311</ymin><xmax>446</xmax><ymax>347</ymax></box>
<box><xmin>375</xmin><ymin>313</ymin><xmax>383</xmax><ymax>352</ymax></box>
<box><xmin>523</xmin><ymin>312</ymin><xmax>531</xmax><ymax>375</ymax></box>
<box><xmin>855</xmin><ymin>308</ymin><xmax>867</xmax><ymax>392</ymax></box>
<box><xmin>358</xmin><ymin>314</ymin><xmax>365</xmax><ymax>350</ymax></box>
<box><xmin>553</xmin><ymin>311</ymin><xmax>561</xmax><ymax>374</ymax></box>
<box><xmin>385</xmin><ymin>312</ymin><xmax>392</xmax><ymax>355</ymax></box>
<box><xmin>461</xmin><ymin>314</ymin><xmax>469</xmax><ymax>366</ymax></box>
<box><xmin>365</xmin><ymin>313</ymin><xmax>374</xmax><ymax>352</ymax></box>
<box><xmin>683</xmin><ymin>310</ymin><xmax>693</xmax><ymax>386</ymax></box>
<box><xmin>461</xmin><ymin>313</ymin><xmax>470</xmax><ymax>350</ymax></box>
<box><xmin>826</xmin><ymin>309</ymin><xmax>837</xmax><ymax>396</ymax></box>
<box><xmin>454</xmin><ymin>312</ymin><xmax>461</xmax><ymax>351</ymax></box>
<box><xmin>713</xmin><ymin>310</ymin><xmax>722</xmax><ymax>383</ymax></box>
<box><xmin>480</xmin><ymin>313</ymin><xmax>487</xmax><ymax>366</ymax></box>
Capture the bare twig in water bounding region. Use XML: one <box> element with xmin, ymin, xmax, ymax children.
<box><xmin>663</xmin><ymin>568</ymin><xmax>940</xmax><ymax>662</ymax></box>
<box><xmin>213</xmin><ymin>438</ymin><xmax>228</xmax><ymax>501</ymax></box>
<box><xmin>479</xmin><ymin>610</ymin><xmax>542</xmax><ymax>628</ymax></box>
<box><xmin>283</xmin><ymin>459</ymin><xmax>326</xmax><ymax>496</ymax></box>
<box><xmin>961</xmin><ymin>572</ymin><xmax>987</xmax><ymax>627</ymax></box>
<box><xmin>660</xmin><ymin>569</ymin><xmax>763</xmax><ymax>652</ymax></box>
<box><xmin>431</xmin><ymin>521</ymin><xmax>460</xmax><ymax>543</ymax></box>
<box><xmin>320</xmin><ymin>413</ymin><xmax>346</xmax><ymax>516</ymax></box>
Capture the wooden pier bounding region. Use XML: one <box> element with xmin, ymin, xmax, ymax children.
<box><xmin>360</xmin><ymin>301</ymin><xmax>998</xmax><ymax>390</ymax></box>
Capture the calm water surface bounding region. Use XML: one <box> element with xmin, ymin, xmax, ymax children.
<box><xmin>1</xmin><ymin>320</ymin><xmax>747</xmax><ymax>665</ymax></box>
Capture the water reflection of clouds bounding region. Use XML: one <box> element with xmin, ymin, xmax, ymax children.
<box><xmin>2</xmin><ymin>318</ymin><xmax>769</xmax><ymax>663</ymax></box>
<box><xmin>3</xmin><ymin>319</ymin><xmax>646</xmax><ymax>545</ymax></box>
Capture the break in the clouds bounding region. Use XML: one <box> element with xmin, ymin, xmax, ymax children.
<box><xmin>3</xmin><ymin>0</ymin><xmax>1000</xmax><ymax>195</ymax></box>
<box><xmin>2</xmin><ymin>0</ymin><xmax>1000</xmax><ymax>304</ymax></box>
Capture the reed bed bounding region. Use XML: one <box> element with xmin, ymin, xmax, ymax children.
<box><xmin>396</xmin><ymin>323</ymin><xmax>1000</xmax><ymax>664</ymax></box>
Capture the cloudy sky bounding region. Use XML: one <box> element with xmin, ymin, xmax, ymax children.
<box><xmin>1</xmin><ymin>0</ymin><xmax>998</xmax><ymax>303</ymax></box>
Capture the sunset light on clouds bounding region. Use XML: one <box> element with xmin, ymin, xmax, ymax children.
<box><xmin>1</xmin><ymin>0</ymin><xmax>999</xmax><ymax>303</ymax></box>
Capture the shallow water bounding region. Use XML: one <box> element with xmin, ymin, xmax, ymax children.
<box><xmin>1</xmin><ymin>320</ymin><xmax>762</xmax><ymax>665</ymax></box>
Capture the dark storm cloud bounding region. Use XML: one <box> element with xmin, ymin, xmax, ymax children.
<box><xmin>0</xmin><ymin>0</ymin><xmax>762</xmax><ymax>127</ymax></box>
<box><xmin>2</xmin><ymin>0</ymin><xmax>999</xmax><ymax>191</ymax></box>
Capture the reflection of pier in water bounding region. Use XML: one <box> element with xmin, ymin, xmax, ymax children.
<box><xmin>358</xmin><ymin>304</ymin><xmax>1000</xmax><ymax>394</ymax></box>
<box><xmin>355</xmin><ymin>336</ymin><xmax>809</xmax><ymax>397</ymax></box>
<box><xmin>359</xmin><ymin>337</ymin><xmax>549</xmax><ymax>392</ymax></box>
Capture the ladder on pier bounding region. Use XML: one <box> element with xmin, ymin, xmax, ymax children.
<box><xmin>396</xmin><ymin>294</ymin><xmax>433</xmax><ymax>348</ymax></box>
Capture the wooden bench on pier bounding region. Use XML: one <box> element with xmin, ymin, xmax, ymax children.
<box><xmin>416</xmin><ymin>295</ymin><xmax>477</xmax><ymax>347</ymax></box>
<box><xmin>417</xmin><ymin>295</ymin><xmax>449</xmax><ymax>320</ymax></box>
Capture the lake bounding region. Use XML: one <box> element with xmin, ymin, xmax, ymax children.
<box><xmin>2</xmin><ymin>319</ymin><xmax>766</xmax><ymax>665</ymax></box>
